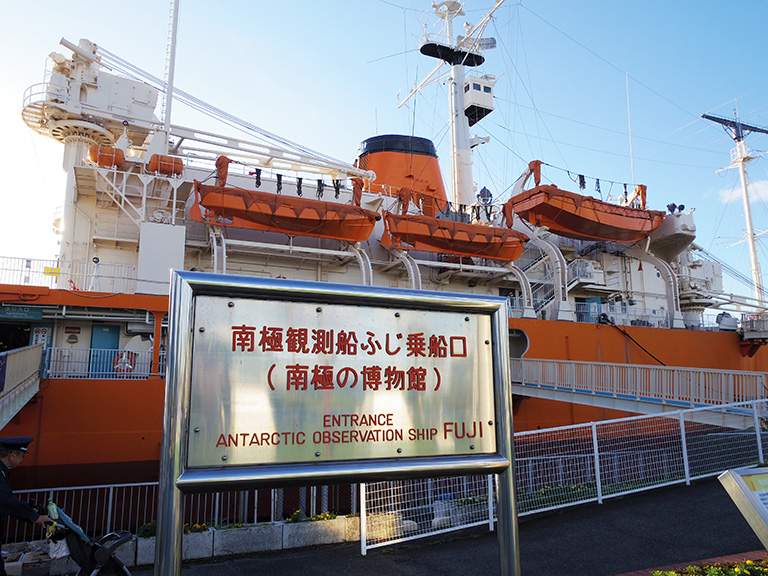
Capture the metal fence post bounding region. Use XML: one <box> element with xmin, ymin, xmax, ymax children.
<box><xmin>754</xmin><ymin>401</ymin><xmax>764</xmax><ymax>464</ymax></box>
<box><xmin>679</xmin><ymin>412</ymin><xmax>691</xmax><ymax>485</ymax></box>
<box><xmin>591</xmin><ymin>422</ymin><xmax>602</xmax><ymax>503</ymax></box>
<box><xmin>359</xmin><ymin>482</ymin><xmax>367</xmax><ymax>556</ymax></box>
<box><xmin>106</xmin><ymin>486</ymin><xmax>114</xmax><ymax>534</ymax></box>
<box><xmin>487</xmin><ymin>475</ymin><xmax>495</xmax><ymax>531</ymax></box>
<box><xmin>214</xmin><ymin>493</ymin><xmax>220</xmax><ymax>527</ymax></box>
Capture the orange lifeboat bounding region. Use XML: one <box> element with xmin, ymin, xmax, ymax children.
<box><xmin>191</xmin><ymin>181</ymin><xmax>380</xmax><ymax>243</ymax></box>
<box><xmin>382</xmin><ymin>211</ymin><xmax>528</xmax><ymax>262</ymax></box>
<box><xmin>504</xmin><ymin>161</ymin><xmax>666</xmax><ymax>243</ymax></box>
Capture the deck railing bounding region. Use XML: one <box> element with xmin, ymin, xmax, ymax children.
<box><xmin>0</xmin><ymin>257</ymin><xmax>137</xmax><ymax>294</ymax></box>
<box><xmin>510</xmin><ymin>357</ymin><xmax>768</xmax><ymax>406</ymax></box>
<box><xmin>0</xmin><ymin>345</ymin><xmax>42</xmax><ymax>429</ymax></box>
<box><xmin>45</xmin><ymin>347</ymin><xmax>166</xmax><ymax>380</ymax></box>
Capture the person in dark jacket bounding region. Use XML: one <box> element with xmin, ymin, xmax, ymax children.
<box><xmin>0</xmin><ymin>437</ymin><xmax>50</xmax><ymax>576</ymax></box>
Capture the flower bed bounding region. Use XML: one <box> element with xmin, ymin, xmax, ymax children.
<box><xmin>652</xmin><ymin>557</ymin><xmax>768</xmax><ymax>575</ymax></box>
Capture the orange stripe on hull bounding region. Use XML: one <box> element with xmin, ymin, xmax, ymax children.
<box><xmin>193</xmin><ymin>182</ymin><xmax>379</xmax><ymax>243</ymax></box>
<box><xmin>506</xmin><ymin>185</ymin><xmax>665</xmax><ymax>242</ymax></box>
<box><xmin>382</xmin><ymin>211</ymin><xmax>528</xmax><ymax>261</ymax></box>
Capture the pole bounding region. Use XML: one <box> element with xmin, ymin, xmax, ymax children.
<box><xmin>736</xmin><ymin>140</ymin><xmax>763</xmax><ymax>300</ymax></box>
<box><xmin>162</xmin><ymin>0</ymin><xmax>180</xmax><ymax>152</ymax></box>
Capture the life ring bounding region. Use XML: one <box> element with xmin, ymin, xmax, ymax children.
<box><xmin>113</xmin><ymin>352</ymin><xmax>137</xmax><ymax>373</ymax></box>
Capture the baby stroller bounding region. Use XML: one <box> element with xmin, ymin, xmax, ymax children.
<box><xmin>43</xmin><ymin>500</ymin><xmax>133</xmax><ymax>576</ymax></box>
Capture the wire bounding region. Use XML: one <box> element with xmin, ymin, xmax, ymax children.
<box><xmin>608</xmin><ymin>323</ymin><xmax>666</xmax><ymax>366</ymax></box>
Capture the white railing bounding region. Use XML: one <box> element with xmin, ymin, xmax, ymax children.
<box><xmin>0</xmin><ymin>257</ymin><xmax>137</xmax><ymax>293</ymax></box>
<box><xmin>360</xmin><ymin>398</ymin><xmax>768</xmax><ymax>553</ymax></box>
<box><xmin>45</xmin><ymin>348</ymin><xmax>165</xmax><ymax>380</ymax></box>
<box><xmin>6</xmin><ymin>483</ymin><xmax>350</xmax><ymax>544</ymax></box>
<box><xmin>510</xmin><ymin>357</ymin><xmax>767</xmax><ymax>406</ymax></box>
<box><xmin>6</xmin><ymin>399</ymin><xmax>767</xmax><ymax>555</ymax></box>
<box><xmin>0</xmin><ymin>345</ymin><xmax>42</xmax><ymax>429</ymax></box>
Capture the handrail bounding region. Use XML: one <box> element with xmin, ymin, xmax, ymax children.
<box><xmin>511</xmin><ymin>357</ymin><xmax>767</xmax><ymax>406</ymax></box>
<box><xmin>45</xmin><ymin>347</ymin><xmax>165</xmax><ymax>380</ymax></box>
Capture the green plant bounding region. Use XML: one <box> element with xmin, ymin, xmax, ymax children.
<box><xmin>137</xmin><ymin>521</ymin><xmax>156</xmax><ymax>538</ymax></box>
<box><xmin>284</xmin><ymin>509</ymin><xmax>337</xmax><ymax>522</ymax></box>
<box><xmin>454</xmin><ymin>494</ymin><xmax>488</xmax><ymax>507</ymax></box>
<box><xmin>213</xmin><ymin>522</ymin><xmax>247</xmax><ymax>530</ymax></box>
<box><xmin>651</xmin><ymin>557</ymin><xmax>768</xmax><ymax>575</ymax></box>
<box><xmin>183</xmin><ymin>522</ymin><xmax>209</xmax><ymax>533</ymax></box>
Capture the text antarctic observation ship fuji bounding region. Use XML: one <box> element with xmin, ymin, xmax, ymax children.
<box><xmin>3</xmin><ymin>0</ymin><xmax>768</xmax><ymax>487</ymax></box>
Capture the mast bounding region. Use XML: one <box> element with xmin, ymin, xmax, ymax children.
<box><xmin>161</xmin><ymin>0</ymin><xmax>180</xmax><ymax>153</ymax></box>
<box><xmin>416</xmin><ymin>0</ymin><xmax>504</xmax><ymax>207</ymax></box>
<box><xmin>703</xmin><ymin>112</ymin><xmax>768</xmax><ymax>300</ymax></box>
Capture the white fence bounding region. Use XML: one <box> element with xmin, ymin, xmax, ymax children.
<box><xmin>0</xmin><ymin>257</ymin><xmax>136</xmax><ymax>293</ymax></box>
<box><xmin>0</xmin><ymin>345</ymin><xmax>42</xmax><ymax>429</ymax></box>
<box><xmin>6</xmin><ymin>400</ymin><xmax>768</xmax><ymax>553</ymax></box>
<box><xmin>359</xmin><ymin>399</ymin><xmax>768</xmax><ymax>553</ymax></box>
<box><xmin>45</xmin><ymin>347</ymin><xmax>165</xmax><ymax>380</ymax></box>
<box><xmin>6</xmin><ymin>483</ymin><xmax>353</xmax><ymax>545</ymax></box>
<box><xmin>511</xmin><ymin>358</ymin><xmax>767</xmax><ymax>407</ymax></box>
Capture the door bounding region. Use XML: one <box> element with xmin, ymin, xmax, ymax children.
<box><xmin>90</xmin><ymin>324</ymin><xmax>120</xmax><ymax>377</ymax></box>
<box><xmin>586</xmin><ymin>297</ymin><xmax>602</xmax><ymax>323</ymax></box>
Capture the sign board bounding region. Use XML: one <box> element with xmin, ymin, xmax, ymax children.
<box><xmin>162</xmin><ymin>272</ymin><xmax>513</xmax><ymax>492</ymax></box>
<box><xmin>0</xmin><ymin>305</ymin><xmax>43</xmax><ymax>320</ymax></box>
<box><xmin>188</xmin><ymin>295</ymin><xmax>497</xmax><ymax>467</ymax></box>
<box><xmin>719</xmin><ymin>467</ymin><xmax>768</xmax><ymax>548</ymax></box>
<box><xmin>158</xmin><ymin>272</ymin><xmax>519</xmax><ymax>576</ymax></box>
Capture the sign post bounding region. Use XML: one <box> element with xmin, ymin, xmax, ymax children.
<box><xmin>157</xmin><ymin>271</ymin><xmax>519</xmax><ymax>575</ymax></box>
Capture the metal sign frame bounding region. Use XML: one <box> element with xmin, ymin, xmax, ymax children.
<box><xmin>719</xmin><ymin>467</ymin><xmax>768</xmax><ymax>548</ymax></box>
<box><xmin>156</xmin><ymin>271</ymin><xmax>519</xmax><ymax>575</ymax></box>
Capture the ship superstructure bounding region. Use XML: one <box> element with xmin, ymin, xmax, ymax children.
<box><xmin>2</xmin><ymin>2</ymin><xmax>767</xmax><ymax>486</ymax></box>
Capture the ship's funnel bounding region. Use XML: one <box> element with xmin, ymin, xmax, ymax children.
<box><xmin>355</xmin><ymin>135</ymin><xmax>448</xmax><ymax>203</ymax></box>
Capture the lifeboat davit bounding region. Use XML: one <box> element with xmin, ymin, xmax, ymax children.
<box><xmin>190</xmin><ymin>157</ymin><xmax>379</xmax><ymax>243</ymax></box>
<box><xmin>504</xmin><ymin>161</ymin><xmax>666</xmax><ymax>243</ymax></box>
<box><xmin>382</xmin><ymin>211</ymin><xmax>528</xmax><ymax>262</ymax></box>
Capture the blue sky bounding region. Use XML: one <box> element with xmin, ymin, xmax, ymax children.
<box><xmin>2</xmin><ymin>0</ymin><xmax>767</xmax><ymax>295</ymax></box>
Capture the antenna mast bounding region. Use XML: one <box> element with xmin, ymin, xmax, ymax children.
<box><xmin>703</xmin><ymin>111</ymin><xmax>768</xmax><ymax>300</ymax></box>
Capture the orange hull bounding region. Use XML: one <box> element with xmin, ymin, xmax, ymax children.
<box><xmin>506</xmin><ymin>185</ymin><xmax>665</xmax><ymax>242</ymax></box>
<box><xmin>192</xmin><ymin>182</ymin><xmax>380</xmax><ymax>242</ymax></box>
<box><xmin>381</xmin><ymin>211</ymin><xmax>528</xmax><ymax>261</ymax></box>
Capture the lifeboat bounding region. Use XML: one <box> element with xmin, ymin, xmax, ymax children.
<box><xmin>191</xmin><ymin>181</ymin><xmax>380</xmax><ymax>243</ymax></box>
<box><xmin>190</xmin><ymin>155</ymin><xmax>379</xmax><ymax>243</ymax></box>
<box><xmin>382</xmin><ymin>211</ymin><xmax>528</xmax><ymax>262</ymax></box>
<box><xmin>504</xmin><ymin>161</ymin><xmax>666</xmax><ymax>243</ymax></box>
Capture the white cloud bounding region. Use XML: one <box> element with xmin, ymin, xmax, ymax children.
<box><xmin>718</xmin><ymin>179</ymin><xmax>768</xmax><ymax>204</ymax></box>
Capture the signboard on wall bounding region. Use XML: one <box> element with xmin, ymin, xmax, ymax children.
<box><xmin>0</xmin><ymin>305</ymin><xmax>42</xmax><ymax>320</ymax></box>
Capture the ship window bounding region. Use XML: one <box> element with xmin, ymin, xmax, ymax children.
<box><xmin>464</xmin><ymin>84</ymin><xmax>470</xmax><ymax>93</ymax></box>
<box><xmin>473</xmin><ymin>83</ymin><xmax>481</xmax><ymax>91</ymax></box>
<box><xmin>484</xmin><ymin>86</ymin><xmax>492</xmax><ymax>93</ymax></box>
<box><xmin>608</xmin><ymin>301</ymin><xmax>614</xmax><ymax>312</ymax></box>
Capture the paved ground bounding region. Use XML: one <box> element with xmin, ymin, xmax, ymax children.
<box><xmin>131</xmin><ymin>478</ymin><xmax>765</xmax><ymax>575</ymax></box>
